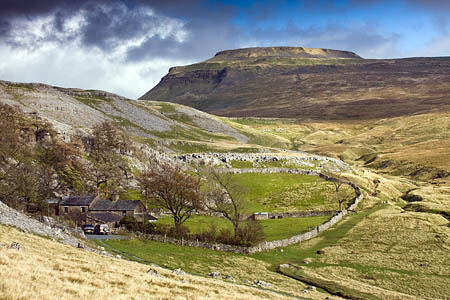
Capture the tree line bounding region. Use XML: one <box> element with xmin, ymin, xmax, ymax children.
<box><xmin>0</xmin><ymin>103</ymin><xmax>133</xmax><ymax>214</ymax></box>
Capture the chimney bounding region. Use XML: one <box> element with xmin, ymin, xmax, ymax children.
<box><xmin>111</xmin><ymin>190</ymin><xmax>119</xmax><ymax>202</ymax></box>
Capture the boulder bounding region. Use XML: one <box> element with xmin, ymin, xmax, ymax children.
<box><xmin>172</xmin><ymin>268</ymin><xmax>186</xmax><ymax>276</ymax></box>
<box><xmin>254</xmin><ymin>280</ymin><xmax>272</xmax><ymax>288</ymax></box>
<box><xmin>209</xmin><ymin>271</ymin><xmax>221</xmax><ymax>278</ymax></box>
<box><xmin>9</xmin><ymin>242</ymin><xmax>22</xmax><ymax>250</ymax></box>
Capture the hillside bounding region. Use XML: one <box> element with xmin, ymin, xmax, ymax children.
<box><xmin>140</xmin><ymin>47</ymin><xmax>450</xmax><ymax>120</ymax></box>
<box><xmin>0</xmin><ymin>80</ymin><xmax>287</xmax><ymax>155</ymax></box>
<box><xmin>0</xmin><ymin>80</ymin><xmax>251</xmax><ymax>149</ymax></box>
<box><xmin>1</xmin><ymin>78</ymin><xmax>450</xmax><ymax>300</ymax></box>
<box><xmin>2</xmin><ymin>78</ymin><xmax>449</xmax><ymax>181</ymax></box>
<box><xmin>0</xmin><ymin>225</ymin><xmax>296</xmax><ymax>300</ymax></box>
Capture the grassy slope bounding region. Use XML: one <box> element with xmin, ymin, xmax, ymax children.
<box><xmin>230</xmin><ymin>112</ymin><xmax>450</xmax><ymax>180</ymax></box>
<box><xmin>0</xmin><ymin>225</ymin><xmax>298</xmax><ymax>300</ymax></box>
<box><xmin>275</xmin><ymin>204</ymin><xmax>450</xmax><ymax>300</ymax></box>
<box><xmin>100</xmin><ymin>238</ymin><xmax>339</xmax><ymax>300</ymax></box>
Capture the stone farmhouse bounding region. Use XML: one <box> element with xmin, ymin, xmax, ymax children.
<box><xmin>56</xmin><ymin>192</ymin><xmax>157</xmax><ymax>227</ymax></box>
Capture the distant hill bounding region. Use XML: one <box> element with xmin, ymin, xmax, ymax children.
<box><xmin>140</xmin><ymin>47</ymin><xmax>450</xmax><ymax>120</ymax></box>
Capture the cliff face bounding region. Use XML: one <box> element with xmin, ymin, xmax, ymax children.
<box><xmin>140</xmin><ymin>47</ymin><xmax>450</xmax><ymax>120</ymax></box>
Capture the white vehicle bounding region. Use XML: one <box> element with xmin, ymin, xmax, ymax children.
<box><xmin>94</xmin><ymin>224</ymin><xmax>109</xmax><ymax>235</ymax></box>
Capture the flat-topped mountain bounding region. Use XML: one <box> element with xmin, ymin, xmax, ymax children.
<box><xmin>211</xmin><ymin>46</ymin><xmax>361</xmax><ymax>60</ymax></box>
<box><xmin>140</xmin><ymin>47</ymin><xmax>450</xmax><ymax>119</ymax></box>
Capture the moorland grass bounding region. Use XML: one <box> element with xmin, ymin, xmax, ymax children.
<box><xmin>231</xmin><ymin>111</ymin><xmax>450</xmax><ymax>180</ymax></box>
<box><xmin>0</xmin><ymin>225</ymin><xmax>294</xmax><ymax>300</ymax></box>
<box><xmin>97</xmin><ymin>238</ymin><xmax>321</xmax><ymax>298</ymax></box>
<box><xmin>250</xmin><ymin>205</ymin><xmax>382</xmax><ymax>267</ymax></box>
<box><xmin>267</xmin><ymin>204</ymin><xmax>450</xmax><ymax>300</ymax></box>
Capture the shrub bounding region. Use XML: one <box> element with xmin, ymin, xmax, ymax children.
<box><xmin>236</xmin><ymin>219</ymin><xmax>265</xmax><ymax>246</ymax></box>
<box><xmin>192</xmin><ymin>222</ymin><xmax>217</xmax><ymax>243</ymax></box>
<box><xmin>119</xmin><ymin>216</ymin><xmax>138</xmax><ymax>231</ymax></box>
<box><xmin>217</xmin><ymin>228</ymin><xmax>234</xmax><ymax>244</ymax></box>
<box><xmin>140</xmin><ymin>222</ymin><xmax>155</xmax><ymax>234</ymax></box>
<box><xmin>151</xmin><ymin>223</ymin><xmax>171</xmax><ymax>235</ymax></box>
<box><xmin>168</xmin><ymin>225</ymin><xmax>190</xmax><ymax>239</ymax></box>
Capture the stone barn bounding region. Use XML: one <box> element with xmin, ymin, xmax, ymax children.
<box><xmin>251</xmin><ymin>212</ymin><xmax>269</xmax><ymax>220</ymax></box>
<box><xmin>56</xmin><ymin>193</ymin><xmax>157</xmax><ymax>226</ymax></box>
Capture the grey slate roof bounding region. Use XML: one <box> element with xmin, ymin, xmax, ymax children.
<box><xmin>59</xmin><ymin>195</ymin><xmax>96</xmax><ymax>206</ymax></box>
<box><xmin>90</xmin><ymin>200</ymin><xmax>142</xmax><ymax>211</ymax></box>
<box><xmin>87</xmin><ymin>212</ymin><xmax>122</xmax><ymax>223</ymax></box>
<box><xmin>46</xmin><ymin>198</ymin><xmax>61</xmax><ymax>204</ymax></box>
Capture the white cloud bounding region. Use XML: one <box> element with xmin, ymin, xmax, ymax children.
<box><xmin>416</xmin><ymin>34</ymin><xmax>450</xmax><ymax>57</ymax></box>
<box><xmin>0</xmin><ymin>42</ymin><xmax>194</xmax><ymax>98</ymax></box>
<box><xmin>0</xmin><ymin>7</ymin><xmax>194</xmax><ymax>99</ymax></box>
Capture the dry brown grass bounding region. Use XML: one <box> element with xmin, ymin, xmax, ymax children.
<box><xmin>296</xmin><ymin>205</ymin><xmax>450</xmax><ymax>300</ymax></box>
<box><xmin>0</xmin><ymin>225</ymin><xmax>297</xmax><ymax>300</ymax></box>
<box><xmin>230</xmin><ymin>110</ymin><xmax>450</xmax><ymax>180</ymax></box>
<box><xmin>403</xmin><ymin>184</ymin><xmax>450</xmax><ymax>214</ymax></box>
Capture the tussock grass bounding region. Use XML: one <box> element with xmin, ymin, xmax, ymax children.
<box><xmin>231</xmin><ymin>111</ymin><xmax>450</xmax><ymax>180</ymax></box>
<box><xmin>403</xmin><ymin>185</ymin><xmax>450</xmax><ymax>215</ymax></box>
<box><xmin>283</xmin><ymin>205</ymin><xmax>450</xmax><ymax>300</ymax></box>
<box><xmin>0</xmin><ymin>225</ymin><xmax>298</xmax><ymax>300</ymax></box>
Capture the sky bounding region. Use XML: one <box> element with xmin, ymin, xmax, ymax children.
<box><xmin>0</xmin><ymin>0</ymin><xmax>449</xmax><ymax>99</ymax></box>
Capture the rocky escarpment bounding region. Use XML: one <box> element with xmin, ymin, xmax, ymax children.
<box><xmin>140</xmin><ymin>47</ymin><xmax>450</xmax><ymax>120</ymax></box>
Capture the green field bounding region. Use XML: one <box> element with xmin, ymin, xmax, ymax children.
<box><xmin>155</xmin><ymin>215</ymin><xmax>330</xmax><ymax>241</ymax></box>
<box><xmin>229</xmin><ymin>173</ymin><xmax>340</xmax><ymax>212</ymax></box>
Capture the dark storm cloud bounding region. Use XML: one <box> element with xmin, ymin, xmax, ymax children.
<box><xmin>0</xmin><ymin>0</ymin><xmax>429</xmax><ymax>63</ymax></box>
<box><xmin>0</xmin><ymin>0</ymin><xmax>85</xmax><ymax>16</ymax></box>
<box><xmin>78</xmin><ymin>3</ymin><xmax>166</xmax><ymax>51</ymax></box>
<box><xmin>125</xmin><ymin>3</ymin><xmax>239</xmax><ymax>62</ymax></box>
<box><xmin>0</xmin><ymin>0</ymin><xmax>238</xmax><ymax>61</ymax></box>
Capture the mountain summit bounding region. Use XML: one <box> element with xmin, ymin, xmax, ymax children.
<box><xmin>140</xmin><ymin>47</ymin><xmax>450</xmax><ymax>120</ymax></box>
<box><xmin>211</xmin><ymin>47</ymin><xmax>361</xmax><ymax>60</ymax></box>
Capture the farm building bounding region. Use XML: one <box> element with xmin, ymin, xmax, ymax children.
<box><xmin>251</xmin><ymin>212</ymin><xmax>269</xmax><ymax>220</ymax></box>
<box><xmin>56</xmin><ymin>192</ymin><xmax>157</xmax><ymax>226</ymax></box>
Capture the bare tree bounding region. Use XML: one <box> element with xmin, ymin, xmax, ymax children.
<box><xmin>322</xmin><ymin>173</ymin><xmax>355</xmax><ymax>211</ymax></box>
<box><xmin>203</xmin><ymin>168</ymin><xmax>248</xmax><ymax>243</ymax></box>
<box><xmin>85</xmin><ymin>121</ymin><xmax>132</xmax><ymax>198</ymax></box>
<box><xmin>138</xmin><ymin>162</ymin><xmax>202</xmax><ymax>232</ymax></box>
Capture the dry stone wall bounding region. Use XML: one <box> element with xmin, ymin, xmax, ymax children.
<box><xmin>177</xmin><ymin>152</ymin><xmax>353</xmax><ymax>173</ymax></box>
